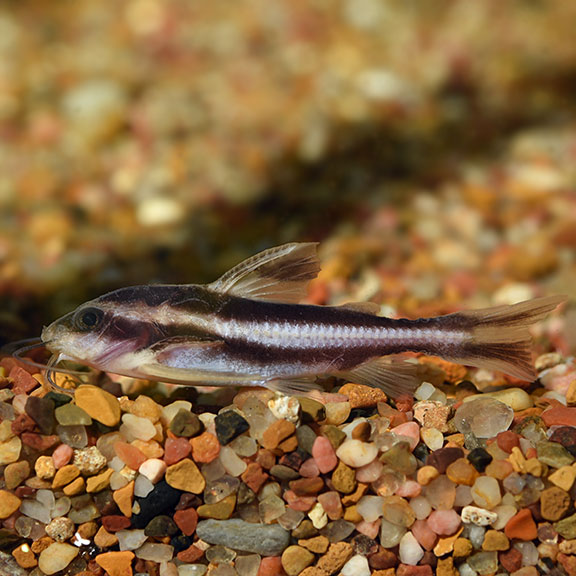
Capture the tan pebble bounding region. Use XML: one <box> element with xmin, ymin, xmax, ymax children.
<box><xmin>132</xmin><ymin>439</ymin><xmax>164</xmax><ymax>459</ymax></box>
<box><xmin>444</xmin><ymin>433</ymin><xmax>465</xmax><ymax>447</ymax></box>
<box><xmin>197</xmin><ymin>493</ymin><xmax>236</xmax><ymax>519</ymax></box>
<box><xmin>437</xmin><ymin>556</ymin><xmax>459</xmax><ymax>576</ymax></box>
<box><xmin>323</xmin><ymin>402</ymin><xmax>351</xmax><ymax>425</ymax></box>
<box><xmin>12</xmin><ymin>543</ymin><xmax>37</xmax><ymax>569</ymax></box>
<box><xmin>74</xmin><ymin>385</ymin><xmax>121</xmax><ymax>427</ymax></box>
<box><xmin>38</xmin><ymin>542</ymin><xmax>79</xmax><ymax>575</ymax></box>
<box><xmin>298</xmin><ymin>536</ymin><xmax>329</xmax><ymax>554</ymax></box>
<box><xmin>299</xmin><ymin>568</ymin><xmax>327</xmax><ymax>576</ymax></box>
<box><xmin>482</xmin><ymin>530</ymin><xmax>510</xmax><ymax>551</ymax></box>
<box><xmin>0</xmin><ymin>436</ymin><xmax>22</xmax><ymax>465</ymax></box>
<box><xmin>63</xmin><ymin>476</ymin><xmax>86</xmax><ymax>496</ymax></box>
<box><xmin>129</xmin><ymin>395</ymin><xmax>163</xmax><ymax>422</ymax></box>
<box><xmin>446</xmin><ymin>458</ymin><xmax>479</xmax><ymax>486</ymax></box>
<box><xmin>343</xmin><ymin>505</ymin><xmax>363</xmax><ymax>524</ymax></box>
<box><xmin>524</xmin><ymin>458</ymin><xmax>544</xmax><ymax>477</ymax></box>
<box><xmin>52</xmin><ymin>465</ymin><xmax>80</xmax><ymax>489</ymax></box>
<box><xmin>338</xmin><ymin>383</ymin><xmax>387</xmax><ymax>408</ymax></box>
<box><xmin>434</xmin><ymin>528</ymin><xmax>464</xmax><ymax>557</ymax></box>
<box><xmin>77</xmin><ymin>522</ymin><xmax>98</xmax><ymax>539</ymax></box>
<box><xmin>261</xmin><ymin>419</ymin><xmax>296</xmax><ymax>450</ymax></box>
<box><xmin>316</xmin><ymin>541</ymin><xmax>353</xmax><ymax>574</ymax></box>
<box><xmin>94</xmin><ymin>526</ymin><xmax>119</xmax><ymax>549</ymax></box>
<box><xmin>95</xmin><ymin>550</ymin><xmax>135</xmax><ymax>576</ymax></box>
<box><xmin>45</xmin><ymin>517</ymin><xmax>75</xmax><ymax>542</ymax></box>
<box><xmin>86</xmin><ymin>468</ymin><xmax>114</xmax><ymax>493</ymax></box>
<box><xmin>341</xmin><ymin>483</ymin><xmax>368</xmax><ymax>505</ymax></box>
<box><xmin>331</xmin><ymin>461</ymin><xmax>356</xmax><ymax>494</ymax></box>
<box><xmin>566</xmin><ymin>379</ymin><xmax>576</xmax><ymax>406</ymax></box>
<box><xmin>35</xmin><ymin>455</ymin><xmax>56</xmax><ymax>480</ymax></box>
<box><xmin>417</xmin><ymin>465</ymin><xmax>440</xmax><ymax>485</ymax></box>
<box><xmin>453</xmin><ymin>538</ymin><xmax>474</xmax><ymax>558</ymax></box>
<box><xmin>113</xmin><ymin>481</ymin><xmax>134</xmax><ymax>517</ymax></box>
<box><xmin>559</xmin><ymin>539</ymin><xmax>576</xmax><ymax>554</ymax></box>
<box><xmin>549</xmin><ymin>466</ymin><xmax>576</xmax><ymax>492</ymax></box>
<box><xmin>540</xmin><ymin>486</ymin><xmax>571</xmax><ymax>522</ymax></box>
<box><xmin>4</xmin><ymin>460</ymin><xmax>30</xmax><ymax>489</ymax></box>
<box><xmin>0</xmin><ymin>490</ymin><xmax>21</xmax><ymax>519</ymax></box>
<box><xmin>166</xmin><ymin>458</ymin><xmax>206</xmax><ymax>493</ymax></box>
<box><xmin>281</xmin><ymin>545</ymin><xmax>315</xmax><ymax>576</ymax></box>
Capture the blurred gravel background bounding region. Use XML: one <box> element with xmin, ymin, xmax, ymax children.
<box><xmin>1</xmin><ymin>0</ymin><xmax>575</xmax><ymax>346</ymax></box>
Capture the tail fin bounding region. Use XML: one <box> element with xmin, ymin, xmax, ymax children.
<box><xmin>447</xmin><ymin>295</ymin><xmax>566</xmax><ymax>381</ymax></box>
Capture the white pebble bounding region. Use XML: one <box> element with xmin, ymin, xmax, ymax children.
<box><xmin>117</xmin><ymin>529</ymin><xmax>147</xmax><ymax>551</ymax></box>
<box><xmin>336</xmin><ymin>439</ymin><xmax>378</xmax><ymax>468</ymax></box>
<box><xmin>20</xmin><ymin>500</ymin><xmax>51</xmax><ymax>524</ymax></box>
<box><xmin>139</xmin><ymin>458</ymin><xmax>167</xmax><ymax>484</ymax></box>
<box><xmin>178</xmin><ymin>565</ymin><xmax>207</xmax><ymax>576</ymax></box>
<box><xmin>471</xmin><ymin>476</ymin><xmax>501</xmax><ymax>509</ymax></box>
<box><xmin>399</xmin><ymin>531</ymin><xmax>424</xmax><ymax>565</ymax></box>
<box><xmin>340</xmin><ymin>554</ymin><xmax>371</xmax><ymax>576</ymax></box>
<box><xmin>110</xmin><ymin>471</ymin><xmax>129</xmax><ymax>491</ymax></box>
<box><xmin>308</xmin><ymin>502</ymin><xmax>328</xmax><ymax>529</ymax></box>
<box><xmin>160</xmin><ymin>561</ymin><xmax>180</xmax><ymax>576</ymax></box>
<box><xmin>134</xmin><ymin>474</ymin><xmax>154</xmax><ymax>498</ymax></box>
<box><xmin>120</xmin><ymin>413</ymin><xmax>157</xmax><ymax>441</ymax></box>
<box><xmin>461</xmin><ymin>505</ymin><xmax>498</xmax><ymax>526</ymax></box>
<box><xmin>137</xmin><ymin>197</ymin><xmax>184</xmax><ymax>227</ymax></box>
<box><xmin>492</xmin><ymin>505</ymin><xmax>518</xmax><ymax>531</ymax></box>
<box><xmin>357</xmin><ymin>496</ymin><xmax>384</xmax><ymax>522</ymax></box>
<box><xmin>219</xmin><ymin>445</ymin><xmax>247</xmax><ymax>477</ymax></box>
<box><xmin>268</xmin><ymin>395</ymin><xmax>300</xmax><ymax>423</ymax></box>
<box><xmin>409</xmin><ymin>496</ymin><xmax>432</xmax><ymax>520</ymax></box>
<box><xmin>421</xmin><ymin>427</ymin><xmax>444</xmax><ymax>451</ymax></box>
<box><xmin>414</xmin><ymin>381</ymin><xmax>437</xmax><ymax>401</ymax></box>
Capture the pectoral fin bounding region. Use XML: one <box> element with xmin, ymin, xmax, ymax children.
<box><xmin>208</xmin><ymin>242</ymin><xmax>320</xmax><ymax>303</ymax></box>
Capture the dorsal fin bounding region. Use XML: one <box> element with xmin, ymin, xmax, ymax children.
<box><xmin>207</xmin><ymin>242</ymin><xmax>320</xmax><ymax>303</ymax></box>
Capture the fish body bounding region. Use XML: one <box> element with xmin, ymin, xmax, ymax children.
<box><xmin>41</xmin><ymin>243</ymin><xmax>565</xmax><ymax>397</ymax></box>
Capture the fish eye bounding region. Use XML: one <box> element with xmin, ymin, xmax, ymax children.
<box><xmin>73</xmin><ymin>307</ymin><xmax>104</xmax><ymax>331</ymax></box>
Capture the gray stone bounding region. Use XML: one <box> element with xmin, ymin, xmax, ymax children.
<box><xmin>196</xmin><ymin>518</ymin><xmax>290</xmax><ymax>556</ymax></box>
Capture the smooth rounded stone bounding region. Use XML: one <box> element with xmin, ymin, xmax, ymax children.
<box><xmin>298</xmin><ymin>397</ymin><xmax>325</xmax><ymax>423</ymax></box>
<box><xmin>135</xmin><ymin>542</ymin><xmax>174</xmax><ymax>562</ymax></box>
<box><xmin>0</xmin><ymin>436</ymin><xmax>22</xmax><ymax>465</ymax></box>
<box><xmin>454</xmin><ymin>485</ymin><xmax>473</xmax><ymax>508</ymax></box>
<box><xmin>55</xmin><ymin>403</ymin><xmax>92</xmax><ymax>426</ymax></box>
<box><xmin>467</xmin><ymin>550</ymin><xmax>498</xmax><ymax>575</ymax></box>
<box><xmin>467</xmin><ymin>447</ymin><xmax>493</xmax><ymax>473</ymax></box>
<box><xmin>36</xmin><ymin>488</ymin><xmax>55</xmax><ymax>510</ymax></box>
<box><xmin>454</xmin><ymin>397</ymin><xmax>513</xmax><ymax>438</ymax></box>
<box><xmin>281</xmin><ymin>545</ymin><xmax>315</xmax><ymax>576</ymax></box>
<box><xmin>312</xmin><ymin>435</ymin><xmax>338</xmax><ymax>474</ymax></box>
<box><xmin>204</xmin><ymin>476</ymin><xmax>240</xmax><ymax>504</ymax></box>
<box><xmin>68</xmin><ymin>502</ymin><xmax>100</xmax><ymax>524</ymax></box>
<box><xmin>229</xmin><ymin>435</ymin><xmax>258</xmax><ymax>458</ymax></box>
<box><xmin>323</xmin><ymin>401</ymin><xmax>351</xmax><ymax>425</ymax></box>
<box><xmin>196</xmin><ymin>519</ymin><xmax>290</xmax><ymax>556</ymax></box>
<box><xmin>320</xmin><ymin>519</ymin><xmax>355</xmax><ymax>543</ymax></box>
<box><xmin>178</xmin><ymin>566</ymin><xmax>207</xmax><ymax>576</ymax></box>
<box><xmin>170</xmin><ymin>409</ymin><xmax>203</xmax><ymax>438</ymax></box>
<box><xmin>166</xmin><ymin>459</ymin><xmax>206</xmax><ymax>494</ymax></box>
<box><xmin>409</xmin><ymin>496</ymin><xmax>432</xmax><ymax>521</ymax></box>
<box><xmin>461</xmin><ymin>505</ymin><xmax>498</xmax><ymax>526</ymax></box>
<box><xmin>427</xmin><ymin>509</ymin><xmax>461</xmax><ymax>535</ymax></box>
<box><xmin>277</xmin><ymin>508</ymin><xmax>305</xmax><ymax>531</ymax></box>
<box><xmin>121</xmin><ymin>413</ymin><xmax>157</xmax><ymax>442</ymax></box>
<box><xmin>5</xmin><ymin>460</ymin><xmax>30</xmax><ymax>490</ymax></box>
<box><xmin>0</xmin><ymin>490</ymin><xmax>22</xmax><ymax>520</ymax></box>
<box><xmin>20</xmin><ymin>499</ymin><xmax>51</xmax><ymax>524</ymax></box>
<box><xmin>464</xmin><ymin>388</ymin><xmax>533</xmax><ymax>412</ymax></box>
<box><xmin>336</xmin><ymin>439</ymin><xmax>378</xmax><ymax>468</ymax></box>
<box><xmin>134</xmin><ymin>474</ymin><xmax>155</xmax><ymax>498</ymax></box>
<box><xmin>259</xmin><ymin>495</ymin><xmax>286</xmax><ymax>524</ymax></box>
<box><xmin>205</xmin><ymin>545</ymin><xmax>237</xmax><ymax>564</ymax></box>
<box><xmin>57</xmin><ymin>425</ymin><xmax>88</xmax><ymax>449</ymax></box>
<box><xmin>382</xmin><ymin>495</ymin><xmax>415</xmax><ymax>527</ymax></box>
<box><xmin>117</xmin><ymin>529</ymin><xmax>148</xmax><ymax>551</ymax></box>
<box><xmin>381</xmin><ymin>442</ymin><xmax>417</xmax><ymax>474</ymax></box>
<box><xmin>219</xmin><ymin>445</ymin><xmax>247</xmax><ymax>477</ymax></box>
<box><xmin>471</xmin><ymin>476</ymin><xmax>501</xmax><ymax>510</ymax></box>
<box><xmin>379</xmin><ymin>517</ymin><xmax>406</xmax><ymax>548</ymax></box>
<box><xmin>536</xmin><ymin>440</ymin><xmax>575</xmax><ymax>468</ymax></box>
<box><xmin>139</xmin><ymin>458</ymin><xmax>167</xmax><ymax>484</ymax></box>
<box><xmin>515</xmin><ymin>541</ymin><xmax>538</xmax><ymax>566</ymax></box>
<box><xmin>492</xmin><ymin>505</ymin><xmax>517</xmax><ymax>531</ymax></box>
<box><xmin>25</xmin><ymin>395</ymin><xmax>55</xmax><ymax>434</ymax></box>
<box><xmin>357</xmin><ymin>496</ymin><xmax>384</xmax><ymax>523</ymax></box>
<box><xmin>340</xmin><ymin>554</ymin><xmax>370</xmax><ymax>576</ymax></box>
<box><xmin>161</xmin><ymin>401</ymin><xmax>192</xmax><ymax>425</ymax></box>
<box><xmin>424</xmin><ymin>475</ymin><xmax>456</xmax><ymax>510</ymax></box>
<box><xmin>38</xmin><ymin>542</ymin><xmax>79</xmax><ymax>575</ymax></box>
<box><xmin>399</xmin><ymin>531</ymin><xmax>424</xmax><ymax>565</ymax></box>
<box><xmin>52</xmin><ymin>496</ymin><xmax>72</xmax><ymax>518</ymax></box>
<box><xmin>235</xmin><ymin>554</ymin><xmax>261</xmax><ymax>576</ymax></box>
<box><xmin>421</xmin><ymin>427</ymin><xmax>444</xmax><ymax>451</ymax></box>
<box><xmin>75</xmin><ymin>385</ymin><xmax>121</xmax><ymax>427</ymax></box>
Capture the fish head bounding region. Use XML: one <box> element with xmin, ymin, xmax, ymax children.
<box><xmin>41</xmin><ymin>293</ymin><xmax>157</xmax><ymax>371</ymax></box>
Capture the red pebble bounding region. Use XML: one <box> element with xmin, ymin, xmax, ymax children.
<box><xmin>312</xmin><ymin>435</ymin><xmax>338</xmax><ymax>474</ymax></box>
<box><xmin>258</xmin><ymin>556</ymin><xmax>286</xmax><ymax>576</ymax></box>
<box><xmin>284</xmin><ymin>490</ymin><xmax>316</xmax><ymax>512</ymax></box>
<box><xmin>190</xmin><ymin>431</ymin><xmax>220</xmax><ymax>463</ymax></box>
<box><xmin>10</xmin><ymin>366</ymin><xmax>40</xmax><ymax>394</ymax></box>
<box><xmin>504</xmin><ymin>509</ymin><xmax>538</xmax><ymax>541</ymax></box>
<box><xmin>499</xmin><ymin>547</ymin><xmax>523</xmax><ymax>573</ymax></box>
<box><xmin>21</xmin><ymin>433</ymin><xmax>59</xmax><ymax>452</ymax></box>
<box><xmin>164</xmin><ymin>437</ymin><xmax>191</xmax><ymax>465</ymax></box>
<box><xmin>173</xmin><ymin>508</ymin><xmax>198</xmax><ymax>536</ymax></box>
<box><xmin>496</xmin><ymin>431</ymin><xmax>520</xmax><ymax>453</ymax></box>
<box><xmin>558</xmin><ymin>553</ymin><xmax>576</xmax><ymax>576</ymax></box>
<box><xmin>412</xmin><ymin>519</ymin><xmax>438</xmax><ymax>550</ymax></box>
<box><xmin>101</xmin><ymin>515</ymin><xmax>131</xmax><ymax>532</ymax></box>
<box><xmin>52</xmin><ymin>443</ymin><xmax>74</xmax><ymax>468</ymax></box>
<box><xmin>317</xmin><ymin>491</ymin><xmax>342</xmax><ymax>520</ymax></box>
<box><xmin>11</xmin><ymin>413</ymin><xmax>36</xmax><ymax>435</ymax></box>
<box><xmin>114</xmin><ymin>441</ymin><xmax>147</xmax><ymax>470</ymax></box>
<box><xmin>241</xmin><ymin>462</ymin><xmax>269</xmax><ymax>494</ymax></box>
<box><xmin>299</xmin><ymin>458</ymin><xmax>320</xmax><ymax>478</ymax></box>
<box><xmin>396</xmin><ymin>564</ymin><xmax>433</xmax><ymax>576</ymax></box>
<box><xmin>541</xmin><ymin>405</ymin><xmax>576</xmax><ymax>427</ymax></box>
<box><xmin>177</xmin><ymin>544</ymin><xmax>204</xmax><ymax>563</ymax></box>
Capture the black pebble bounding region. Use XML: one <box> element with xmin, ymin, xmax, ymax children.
<box><xmin>24</xmin><ymin>396</ymin><xmax>55</xmax><ymax>435</ymax></box>
<box><xmin>413</xmin><ymin>443</ymin><xmax>430</xmax><ymax>463</ymax></box>
<box><xmin>170</xmin><ymin>534</ymin><xmax>192</xmax><ymax>554</ymax></box>
<box><xmin>169</xmin><ymin>409</ymin><xmax>203</xmax><ymax>438</ymax></box>
<box><xmin>215</xmin><ymin>410</ymin><xmax>250</xmax><ymax>445</ymax></box>
<box><xmin>467</xmin><ymin>447</ymin><xmax>493</xmax><ymax>472</ymax></box>
<box><xmin>132</xmin><ymin>481</ymin><xmax>182</xmax><ymax>529</ymax></box>
<box><xmin>145</xmin><ymin>515</ymin><xmax>179</xmax><ymax>538</ymax></box>
<box><xmin>44</xmin><ymin>391</ymin><xmax>72</xmax><ymax>408</ymax></box>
